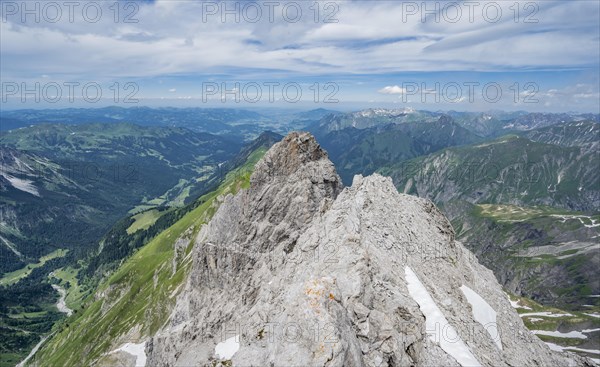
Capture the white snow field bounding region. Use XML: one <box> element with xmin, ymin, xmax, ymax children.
<box><xmin>461</xmin><ymin>285</ymin><xmax>502</xmax><ymax>350</ymax></box>
<box><xmin>405</xmin><ymin>266</ymin><xmax>481</xmax><ymax>367</ymax></box>
<box><xmin>214</xmin><ymin>335</ymin><xmax>240</xmax><ymax>360</ymax></box>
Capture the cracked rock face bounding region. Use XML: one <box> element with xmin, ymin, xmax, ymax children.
<box><xmin>147</xmin><ymin>132</ymin><xmax>593</xmax><ymax>367</ymax></box>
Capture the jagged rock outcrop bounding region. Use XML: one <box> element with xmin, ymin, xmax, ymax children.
<box><xmin>147</xmin><ymin>132</ymin><xmax>594</xmax><ymax>367</ymax></box>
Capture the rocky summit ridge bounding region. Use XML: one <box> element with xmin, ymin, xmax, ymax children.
<box><xmin>147</xmin><ymin>132</ymin><xmax>594</xmax><ymax>367</ymax></box>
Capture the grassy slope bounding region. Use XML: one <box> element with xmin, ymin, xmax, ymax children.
<box><xmin>476</xmin><ymin>204</ymin><xmax>574</xmax><ymax>221</ymax></box>
<box><xmin>126</xmin><ymin>209</ymin><xmax>163</xmax><ymax>235</ymax></box>
<box><xmin>0</xmin><ymin>249</ymin><xmax>68</xmax><ymax>286</ymax></box>
<box><xmin>30</xmin><ymin>147</ymin><xmax>266</xmax><ymax>367</ymax></box>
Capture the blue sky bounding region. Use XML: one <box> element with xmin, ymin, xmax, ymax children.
<box><xmin>1</xmin><ymin>0</ymin><xmax>599</xmax><ymax>112</ymax></box>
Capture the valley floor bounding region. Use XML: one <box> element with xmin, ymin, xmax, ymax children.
<box><xmin>508</xmin><ymin>293</ymin><xmax>600</xmax><ymax>363</ymax></box>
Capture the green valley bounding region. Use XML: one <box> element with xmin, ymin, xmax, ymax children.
<box><xmin>0</xmin><ymin>123</ymin><xmax>241</xmax><ymax>275</ymax></box>
<box><xmin>0</xmin><ymin>249</ymin><xmax>68</xmax><ymax>287</ymax></box>
<box><xmin>449</xmin><ymin>201</ymin><xmax>599</xmax><ymax>309</ymax></box>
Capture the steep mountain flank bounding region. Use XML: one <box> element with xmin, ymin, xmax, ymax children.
<box><xmin>147</xmin><ymin>132</ymin><xmax>592</xmax><ymax>367</ymax></box>
<box><xmin>382</xmin><ymin>135</ymin><xmax>599</xmax><ymax>212</ymax></box>
<box><xmin>523</xmin><ymin>120</ymin><xmax>599</xmax><ymax>154</ymax></box>
<box><xmin>312</xmin><ymin>116</ymin><xmax>481</xmax><ymax>184</ymax></box>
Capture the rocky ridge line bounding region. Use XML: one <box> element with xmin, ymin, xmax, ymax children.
<box><xmin>146</xmin><ymin>132</ymin><xmax>594</xmax><ymax>367</ymax></box>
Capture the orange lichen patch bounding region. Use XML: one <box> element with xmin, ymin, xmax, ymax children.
<box><xmin>304</xmin><ymin>278</ymin><xmax>334</xmax><ymax>314</ymax></box>
<box><xmin>304</xmin><ymin>280</ymin><xmax>325</xmax><ymax>296</ymax></box>
<box><xmin>328</xmin><ymin>293</ymin><xmax>335</xmax><ymax>300</ymax></box>
<box><xmin>305</xmin><ymin>287</ymin><xmax>325</xmax><ymax>297</ymax></box>
<box><xmin>317</xmin><ymin>342</ymin><xmax>326</xmax><ymax>355</ymax></box>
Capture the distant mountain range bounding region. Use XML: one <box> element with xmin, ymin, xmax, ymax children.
<box><xmin>1</xmin><ymin>107</ymin><xmax>261</xmax><ymax>134</ymax></box>
<box><xmin>0</xmin><ymin>107</ymin><xmax>338</xmax><ymax>141</ymax></box>
<box><xmin>309</xmin><ymin>109</ymin><xmax>598</xmax><ymax>185</ymax></box>
<box><xmin>312</xmin><ymin>115</ymin><xmax>482</xmax><ymax>184</ymax></box>
<box><xmin>6</xmin><ymin>107</ymin><xmax>597</xmax><ymax>140</ymax></box>
<box><xmin>311</xmin><ymin>107</ymin><xmax>599</xmax><ymax>136</ymax></box>
<box><xmin>384</xmin><ymin>125</ymin><xmax>599</xmax><ymax>211</ymax></box>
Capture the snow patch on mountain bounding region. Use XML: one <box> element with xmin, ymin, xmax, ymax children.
<box><xmin>460</xmin><ymin>285</ymin><xmax>502</xmax><ymax>350</ymax></box>
<box><xmin>109</xmin><ymin>342</ymin><xmax>147</xmax><ymax>367</ymax></box>
<box><xmin>405</xmin><ymin>267</ymin><xmax>481</xmax><ymax>366</ymax></box>
<box><xmin>533</xmin><ymin>330</ymin><xmax>587</xmax><ymax>339</ymax></box>
<box><xmin>214</xmin><ymin>335</ymin><xmax>240</xmax><ymax>360</ymax></box>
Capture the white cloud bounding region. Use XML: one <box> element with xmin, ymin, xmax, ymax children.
<box><xmin>0</xmin><ymin>0</ymin><xmax>598</xmax><ymax>107</ymax></box>
<box><xmin>378</xmin><ymin>85</ymin><xmax>408</xmax><ymax>95</ymax></box>
<box><xmin>521</xmin><ymin>83</ymin><xmax>600</xmax><ymax>110</ymax></box>
<box><xmin>574</xmin><ymin>93</ymin><xmax>600</xmax><ymax>99</ymax></box>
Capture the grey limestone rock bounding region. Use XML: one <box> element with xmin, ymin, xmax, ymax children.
<box><xmin>147</xmin><ymin>132</ymin><xmax>595</xmax><ymax>367</ymax></box>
